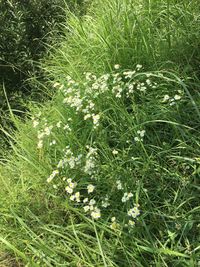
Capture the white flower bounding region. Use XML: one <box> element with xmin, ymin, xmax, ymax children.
<box><xmin>134</xmin><ymin>137</ymin><xmax>140</xmax><ymax>142</ymax></box>
<box><xmin>56</xmin><ymin>121</ymin><xmax>62</xmax><ymax>128</ymax></box>
<box><xmin>44</xmin><ymin>126</ymin><xmax>53</xmax><ymax>136</ymax></box>
<box><xmin>112</xmin><ymin>149</ymin><xmax>118</xmax><ymax>155</ymax></box>
<box><xmin>114</xmin><ymin>64</ymin><xmax>120</xmax><ymax>70</ymax></box>
<box><xmin>127</xmin><ymin>192</ymin><xmax>133</xmax><ymax>198</ymax></box>
<box><xmin>37</xmin><ymin>131</ymin><xmax>45</xmax><ymax>139</ymax></box>
<box><xmin>111</xmin><ymin>217</ymin><xmax>116</xmax><ymax>222</ymax></box>
<box><xmin>87</xmin><ymin>184</ymin><xmax>95</xmax><ymax>193</ymax></box>
<box><xmin>163</xmin><ymin>94</ymin><xmax>170</xmax><ymax>102</ymax></box>
<box><xmin>89</xmin><ymin>199</ymin><xmax>96</xmax><ymax>206</ymax></box>
<box><xmin>128</xmin><ymin>220</ymin><xmax>135</xmax><ymax>227</ymax></box>
<box><xmin>83</xmin><ymin>198</ymin><xmax>88</xmax><ymax>203</ymax></box>
<box><xmin>91</xmin><ymin>208</ymin><xmax>101</xmax><ymax>219</ymax></box>
<box><xmin>89</xmin><ymin>205</ymin><xmax>94</xmax><ymax>211</ymax></box>
<box><xmin>174</xmin><ymin>94</ymin><xmax>181</xmax><ymax>100</ymax></box>
<box><xmin>101</xmin><ymin>200</ymin><xmax>110</xmax><ymax>208</ymax></box>
<box><xmin>84</xmin><ymin>114</ymin><xmax>91</xmax><ymax>120</ymax></box>
<box><xmin>33</xmin><ymin>120</ymin><xmax>39</xmax><ymax>128</ymax></box>
<box><xmin>37</xmin><ymin>140</ymin><xmax>43</xmax><ymax>149</ymax></box>
<box><xmin>122</xmin><ymin>192</ymin><xmax>133</xmax><ymax>202</ymax></box>
<box><xmin>123</xmin><ymin>71</ymin><xmax>136</xmax><ymax>78</ymax></box>
<box><xmin>50</xmin><ymin>140</ymin><xmax>56</xmax><ymax>146</ymax></box>
<box><xmin>136</xmin><ymin>64</ymin><xmax>142</xmax><ymax>70</ymax></box>
<box><xmin>83</xmin><ymin>206</ymin><xmax>90</xmax><ymax>212</ymax></box>
<box><xmin>92</xmin><ymin>114</ymin><xmax>100</xmax><ymax>126</ymax></box>
<box><xmin>70</xmin><ymin>195</ymin><xmax>76</xmax><ymax>201</ymax></box>
<box><xmin>146</xmin><ymin>79</ymin><xmax>151</xmax><ymax>85</ymax></box>
<box><xmin>137</xmin><ymin>130</ymin><xmax>145</xmax><ymax>137</ymax></box>
<box><xmin>68</xmin><ymin>181</ymin><xmax>77</xmax><ymax>189</ymax></box>
<box><xmin>128</xmin><ymin>206</ymin><xmax>140</xmax><ymax>218</ymax></box>
<box><xmin>63</xmin><ymin>124</ymin><xmax>71</xmax><ymax>131</ymax></box>
<box><xmin>75</xmin><ymin>192</ymin><xmax>80</xmax><ymax>202</ymax></box>
<box><xmin>65</xmin><ymin>186</ymin><xmax>73</xmax><ymax>194</ymax></box>
<box><xmin>116</xmin><ymin>180</ymin><xmax>123</xmax><ymax>190</ymax></box>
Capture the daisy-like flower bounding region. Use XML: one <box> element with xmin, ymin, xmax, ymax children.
<box><xmin>68</xmin><ymin>181</ymin><xmax>77</xmax><ymax>189</ymax></box>
<box><xmin>89</xmin><ymin>199</ymin><xmax>96</xmax><ymax>206</ymax></box>
<box><xmin>87</xmin><ymin>184</ymin><xmax>95</xmax><ymax>193</ymax></box>
<box><xmin>127</xmin><ymin>206</ymin><xmax>140</xmax><ymax>218</ymax></box>
<box><xmin>65</xmin><ymin>186</ymin><xmax>73</xmax><ymax>194</ymax></box>
<box><xmin>70</xmin><ymin>195</ymin><xmax>76</xmax><ymax>201</ymax></box>
<box><xmin>92</xmin><ymin>114</ymin><xmax>100</xmax><ymax>127</ymax></box>
<box><xmin>111</xmin><ymin>217</ymin><xmax>116</xmax><ymax>222</ymax></box>
<box><xmin>112</xmin><ymin>149</ymin><xmax>118</xmax><ymax>155</ymax></box>
<box><xmin>134</xmin><ymin>136</ymin><xmax>140</xmax><ymax>142</ymax></box>
<box><xmin>84</xmin><ymin>114</ymin><xmax>91</xmax><ymax>120</ymax></box>
<box><xmin>83</xmin><ymin>205</ymin><xmax>90</xmax><ymax>212</ymax></box>
<box><xmin>136</xmin><ymin>64</ymin><xmax>142</xmax><ymax>70</ymax></box>
<box><xmin>75</xmin><ymin>192</ymin><xmax>80</xmax><ymax>202</ymax></box>
<box><xmin>128</xmin><ymin>220</ymin><xmax>135</xmax><ymax>227</ymax></box>
<box><xmin>162</xmin><ymin>94</ymin><xmax>170</xmax><ymax>102</ymax></box>
<box><xmin>114</xmin><ymin>64</ymin><xmax>120</xmax><ymax>70</ymax></box>
<box><xmin>174</xmin><ymin>94</ymin><xmax>181</xmax><ymax>100</ymax></box>
<box><xmin>110</xmin><ymin>217</ymin><xmax>120</xmax><ymax>230</ymax></box>
<box><xmin>83</xmin><ymin>198</ymin><xmax>88</xmax><ymax>203</ymax></box>
<box><xmin>91</xmin><ymin>207</ymin><xmax>101</xmax><ymax>219</ymax></box>
<box><xmin>137</xmin><ymin>130</ymin><xmax>145</xmax><ymax>138</ymax></box>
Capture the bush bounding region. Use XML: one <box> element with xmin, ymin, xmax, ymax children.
<box><xmin>0</xmin><ymin>0</ymin><xmax>88</xmax><ymax>152</ymax></box>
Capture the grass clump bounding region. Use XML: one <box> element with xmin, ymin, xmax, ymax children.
<box><xmin>0</xmin><ymin>0</ymin><xmax>200</xmax><ymax>266</ymax></box>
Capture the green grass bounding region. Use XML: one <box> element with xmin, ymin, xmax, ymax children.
<box><xmin>0</xmin><ymin>0</ymin><xmax>200</xmax><ymax>266</ymax></box>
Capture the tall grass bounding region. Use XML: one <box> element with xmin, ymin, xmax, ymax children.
<box><xmin>0</xmin><ymin>0</ymin><xmax>200</xmax><ymax>266</ymax></box>
<box><xmin>45</xmin><ymin>0</ymin><xmax>200</xmax><ymax>78</ymax></box>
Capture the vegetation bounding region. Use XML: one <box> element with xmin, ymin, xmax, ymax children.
<box><xmin>0</xmin><ymin>0</ymin><xmax>87</xmax><ymax>154</ymax></box>
<box><xmin>0</xmin><ymin>0</ymin><xmax>200</xmax><ymax>266</ymax></box>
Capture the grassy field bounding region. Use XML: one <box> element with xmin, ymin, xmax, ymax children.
<box><xmin>0</xmin><ymin>0</ymin><xmax>200</xmax><ymax>266</ymax></box>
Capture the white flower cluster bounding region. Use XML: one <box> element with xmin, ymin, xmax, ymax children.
<box><xmin>65</xmin><ymin>178</ymin><xmax>77</xmax><ymax>194</ymax></box>
<box><xmin>116</xmin><ymin>180</ymin><xmax>123</xmax><ymax>190</ymax></box>
<box><xmin>122</xmin><ymin>192</ymin><xmax>133</xmax><ymax>203</ymax></box>
<box><xmin>32</xmin><ymin>111</ymin><xmax>42</xmax><ymax>128</ymax></box>
<box><xmin>83</xmin><ymin>199</ymin><xmax>101</xmax><ymax>219</ymax></box>
<box><xmin>37</xmin><ymin>124</ymin><xmax>53</xmax><ymax>149</ymax></box>
<box><xmin>44</xmin><ymin>67</ymin><xmax>149</xmax><ymax>226</ymax></box>
<box><xmin>110</xmin><ymin>217</ymin><xmax>120</xmax><ymax>230</ymax></box>
<box><xmin>162</xmin><ymin>90</ymin><xmax>182</xmax><ymax>106</ymax></box>
<box><xmin>127</xmin><ymin>205</ymin><xmax>140</xmax><ymax>219</ymax></box>
<box><xmin>134</xmin><ymin>130</ymin><xmax>145</xmax><ymax>142</ymax></box>
<box><xmin>101</xmin><ymin>196</ymin><xmax>110</xmax><ymax>208</ymax></box>
<box><xmin>61</xmin><ymin>77</ymin><xmax>101</xmax><ymax>129</ymax></box>
<box><xmin>57</xmin><ymin>146</ymin><xmax>82</xmax><ymax>169</ymax></box>
<box><xmin>58</xmin><ymin>65</ymin><xmax>156</xmax><ymax>130</ymax></box>
<box><xmin>84</xmin><ymin>146</ymin><xmax>98</xmax><ymax>175</ymax></box>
